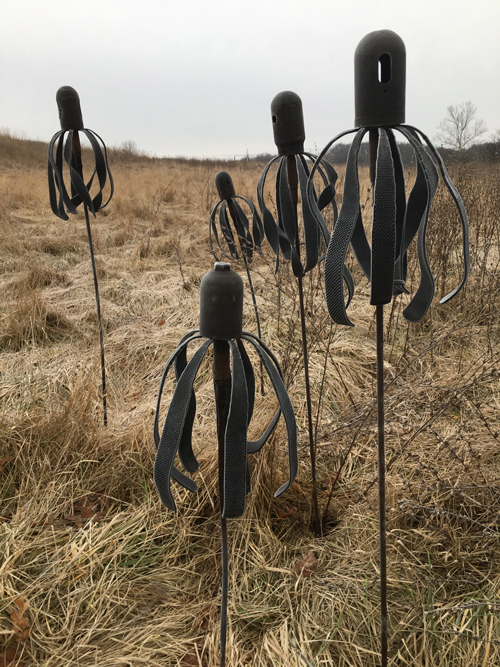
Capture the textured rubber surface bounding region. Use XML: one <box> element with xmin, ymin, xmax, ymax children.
<box><xmin>318</xmin><ymin>123</ymin><xmax>469</xmax><ymax>325</ymax></box>
<box><xmin>48</xmin><ymin>128</ymin><xmax>114</xmax><ymax>220</ymax></box>
<box><xmin>257</xmin><ymin>151</ymin><xmax>339</xmax><ymax>276</ymax></box>
<box><xmin>223</xmin><ymin>341</ymin><xmax>249</xmax><ymax>517</ymax></box>
<box><xmin>241</xmin><ymin>333</ymin><xmax>298</xmax><ymax>497</ymax></box>
<box><xmin>370</xmin><ymin>129</ymin><xmax>396</xmax><ymax>305</ymax></box>
<box><xmin>153</xmin><ymin>332</ymin><xmax>297</xmax><ymax>516</ymax></box>
<box><xmin>154</xmin><ymin>339</ymin><xmax>212</xmax><ymax>510</ymax></box>
<box><xmin>324</xmin><ymin>128</ymin><xmax>367</xmax><ymax>326</ymax></box>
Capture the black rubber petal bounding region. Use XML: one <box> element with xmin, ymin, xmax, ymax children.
<box><xmin>240</xmin><ymin>333</ymin><xmax>297</xmax><ymax>497</ymax></box>
<box><xmin>153</xmin><ymin>331</ymin><xmax>202</xmax><ymax>496</ymax></box>
<box><xmin>386</xmin><ymin>128</ymin><xmax>407</xmax><ymax>293</ymax></box>
<box><xmin>220</xmin><ymin>202</ymin><xmax>239</xmax><ymax>258</ymax></box>
<box><xmin>370</xmin><ymin>128</ymin><xmax>396</xmax><ymax>306</ymax></box>
<box><xmin>154</xmin><ymin>339</ymin><xmax>212</xmax><ymax>511</ymax></box>
<box><xmin>404</xmin><ymin>125</ymin><xmax>470</xmax><ymax>305</ymax></box>
<box><xmin>324</xmin><ymin>128</ymin><xmax>367</xmax><ymax>326</ymax></box>
<box><xmin>296</xmin><ymin>154</ymin><xmax>321</xmax><ymax>273</ymax></box>
<box><xmin>397</xmin><ymin>126</ymin><xmax>439</xmax><ymax>322</ymax></box>
<box><xmin>222</xmin><ymin>341</ymin><xmax>249</xmax><ymax>518</ymax></box>
<box><xmin>174</xmin><ymin>344</ymin><xmax>199</xmax><ymax>474</ymax></box>
<box><xmin>237</xmin><ymin>196</ymin><xmax>264</xmax><ymax>254</ymax></box>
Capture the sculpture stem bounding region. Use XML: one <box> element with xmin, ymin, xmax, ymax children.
<box><xmin>226</xmin><ymin>199</ymin><xmax>264</xmax><ymax>394</ymax></box>
<box><xmin>287</xmin><ymin>155</ymin><xmax>321</xmax><ymax>537</ymax></box>
<box><xmin>84</xmin><ymin>204</ymin><xmax>108</xmax><ymax>427</ymax></box>
<box><xmin>213</xmin><ymin>339</ymin><xmax>231</xmax><ymax>667</ymax></box>
<box><xmin>73</xmin><ymin>130</ymin><xmax>107</xmax><ymax>427</ymax></box>
<box><xmin>371</xmin><ymin>127</ymin><xmax>388</xmax><ymax>667</ymax></box>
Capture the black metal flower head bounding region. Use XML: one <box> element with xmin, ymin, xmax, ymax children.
<box><xmin>310</xmin><ymin>30</ymin><xmax>470</xmax><ymax>325</ymax></box>
<box><xmin>48</xmin><ymin>86</ymin><xmax>114</xmax><ymax>220</ymax></box>
<box><xmin>209</xmin><ymin>171</ymin><xmax>264</xmax><ymax>264</ymax></box>
<box><xmin>257</xmin><ymin>91</ymin><xmax>340</xmax><ymax>277</ymax></box>
<box><xmin>153</xmin><ymin>262</ymin><xmax>298</xmax><ymax>518</ymax></box>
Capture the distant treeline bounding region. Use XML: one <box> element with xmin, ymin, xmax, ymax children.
<box><xmin>325</xmin><ymin>139</ymin><xmax>500</xmax><ymax>166</ymax></box>
<box><xmin>1</xmin><ymin>130</ymin><xmax>498</xmax><ymax>171</ymax></box>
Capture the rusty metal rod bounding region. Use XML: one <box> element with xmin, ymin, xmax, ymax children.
<box><xmin>73</xmin><ymin>131</ymin><xmax>108</xmax><ymax>426</ymax></box>
<box><xmin>286</xmin><ymin>155</ymin><xmax>321</xmax><ymax>537</ymax></box>
<box><xmin>213</xmin><ymin>339</ymin><xmax>231</xmax><ymax>667</ymax></box>
<box><xmin>370</xmin><ymin>127</ymin><xmax>388</xmax><ymax>667</ymax></box>
<box><xmin>226</xmin><ymin>198</ymin><xmax>265</xmax><ymax>395</ymax></box>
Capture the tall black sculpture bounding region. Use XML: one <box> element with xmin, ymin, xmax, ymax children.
<box><xmin>153</xmin><ymin>262</ymin><xmax>298</xmax><ymax>667</ymax></box>
<box><xmin>310</xmin><ymin>30</ymin><xmax>470</xmax><ymax>666</ymax></box>
<box><xmin>257</xmin><ymin>91</ymin><xmax>344</xmax><ymax>536</ymax></box>
<box><xmin>209</xmin><ymin>171</ymin><xmax>265</xmax><ymax>391</ymax></box>
<box><xmin>48</xmin><ymin>86</ymin><xmax>114</xmax><ymax>425</ymax></box>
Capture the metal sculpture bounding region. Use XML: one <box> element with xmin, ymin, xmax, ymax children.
<box><xmin>310</xmin><ymin>30</ymin><xmax>470</xmax><ymax>666</ymax></box>
<box><xmin>153</xmin><ymin>262</ymin><xmax>298</xmax><ymax>667</ymax></box>
<box><xmin>257</xmin><ymin>91</ymin><xmax>343</xmax><ymax>536</ymax></box>
<box><xmin>48</xmin><ymin>86</ymin><xmax>114</xmax><ymax>425</ymax></box>
<box><xmin>210</xmin><ymin>171</ymin><xmax>265</xmax><ymax>391</ymax></box>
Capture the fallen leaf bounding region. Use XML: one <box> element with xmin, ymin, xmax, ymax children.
<box><xmin>64</xmin><ymin>514</ymin><xmax>83</xmax><ymax>529</ymax></box>
<box><xmin>198</xmin><ymin>605</ymin><xmax>216</xmax><ymax>630</ymax></box>
<box><xmin>10</xmin><ymin>597</ymin><xmax>29</xmax><ymax>642</ymax></box>
<box><xmin>321</xmin><ymin>471</ymin><xmax>339</xmax><ymax>490</ymax></box>
<box><xmin>293</xmin><ymin>552</ymin><xmax>317</xmax><ymax>578</ymax></box>
<box><xmin>0</xmin><ymin>648</ymin><xmax>22</xmax><ymax>666</ymax></box>
<box><xmin>0</xmin><ymin>457</ymin><xmax>13</xmax><ymax>474</ymax></box>
<box><xmin>277</xmin><ymin>506</ymin><xmax>298</xmax><ymax>519</ymax></box>
<box><xmin>182</xmin><ymin>648</ymin><xmax>207</xmax><ymax>666</ymax></box>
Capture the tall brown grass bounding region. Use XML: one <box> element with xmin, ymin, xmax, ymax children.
<box><xmin>0</xmin><ymin>131</ymin><xmax>499</xmax><ymax>665</ymax></box>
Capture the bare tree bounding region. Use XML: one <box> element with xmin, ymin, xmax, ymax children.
<box><xmin>435</xmin><ymin>102</ymin><xmax>487</xmax><ymax>151</ymax></box>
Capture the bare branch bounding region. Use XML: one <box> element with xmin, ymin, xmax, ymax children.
<box><xmin>434</xmin><ymin>101</ymin><xmax>488</xmax><ymax>151</ymax></box>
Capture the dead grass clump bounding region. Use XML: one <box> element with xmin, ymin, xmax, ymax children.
<box><xmin>109</xmin><ymin>226</ymin><xmax>134</xmax><ymax>247</ymax></box>
<box><xmin>16</xmin><ymin>265</ymin><xmax>69</xmax><ymax>290</ymax></box>
<box><xmin>0</xmin><ymin>290</ymin><xmax>73</xmax><ymax>351</ymax></box>
<box><xmin>38</xmin><ymin>236</ymin><xmax>83</xmax><ymax>256</ymax></box>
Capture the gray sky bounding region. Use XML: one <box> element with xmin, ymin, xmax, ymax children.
<box><xmin>1</xmin><ymin>0</ymin><xmax>498</xmax><ymax>158</ymax></box>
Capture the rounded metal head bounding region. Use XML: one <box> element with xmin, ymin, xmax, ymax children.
<box><xmin>215</xmin><ymin>171</ymin><xmax>236</xmax><ymax>200</ymax></box>
<box><xmin>271</xmin><ymin>91</ymin><xmax>305</xmax><ymax>156</ymax></box>
<box><xmin>56</xmin><ymin>86</ymin><xmax>84</xmax><ymax>131</ymax></box>
<box><xmin>199</xmin><ymin>263</ymin><xmax>244</xmax><ymax>340</ymax></box>
<box><xmin>354</xmin><ymin>29</ymin><xmax>406</xmax><ymax>127</ymax></box>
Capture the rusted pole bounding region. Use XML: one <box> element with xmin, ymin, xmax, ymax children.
<box><xmin>370</xmin><ymin>127</ymin><xmax>388</xmax><ymax>667</ymax></box>
<box><xmin>287</xmin><ymin>154</ymin><xmax>321</xmax><ymax>537</ymax></box>
<box><xmin>225</xmin><ymin>197</ymin><xmax>265</xmax><ymax>394</ymax></box>
<box><xmin>72</xmin><ymin>130</ymin><xmax>108</xmax><ymax>427</ymax></box>
<box><xmin>213</xmin><ymin>339</ymin><xmax>230</xmax><ymax>667</ymax></box>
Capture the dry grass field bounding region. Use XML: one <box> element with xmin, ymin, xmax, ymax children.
<box><xmin>0</xmin><ymin>130</ymin><xmax>499</xmax><ymax>666</ymax></box>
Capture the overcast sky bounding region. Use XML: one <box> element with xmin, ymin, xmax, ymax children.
<box><xmin>1</xmin><ymin>0</ymin><xmax>498</xmax><ymax>158</ymax></box>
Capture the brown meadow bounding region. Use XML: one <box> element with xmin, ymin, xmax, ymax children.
<box><xmin>0</xmin><ymin>131</ymin><xmax>499</xmax><ymax>665</ymax></box>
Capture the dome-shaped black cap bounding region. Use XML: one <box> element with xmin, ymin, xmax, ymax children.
<box><xmin>354</xmin><ymin>29</ymin><xmax>406</xmax><ymax>127</ymax></box>
<box><xmin>56</xmin><ymin>86</ymin><xmax>84</xmax><ymax>131</ymax></box>
<box><xmin>199</xmin><ymin>263</ymin><xmax>243</xmax><ymax>340</ymax></box>
<box><xmin>271</xmin><ymin>91</ymin><xmax>305</xmax><ymax>156</ymax></box>
<box><xmin>215</xmin><ymin>171</ymin><xmax>236</xmax><ymax>200</ymax></box>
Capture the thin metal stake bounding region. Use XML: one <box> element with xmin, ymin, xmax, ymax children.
<box><xmin>376</xmin><ymin>305</ymin><xmax>388</xmax><ymax>667</ymax></box>
<box><xmin>73</xmin><ymin>131</ymin><xmax>108</xmax><ymax>426</ymax></box>
<box><xmin>370</xmin><ymin>127</ymin><xmax>388</xmax><ymax>667</ymax></box>
<box><xmin>287</xmin><ymin>155</ymin><xmax>321</xmax><ymax>537</ymax></box>
<box><xmin>226</xmin><ymin>198</ymin><xmax>265</xmax><ymax>395</ymax></box>
<box><xmin>213</xmin><ymin>339</ymin><xmax>231</xmax><ymax>667</ymax></box>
